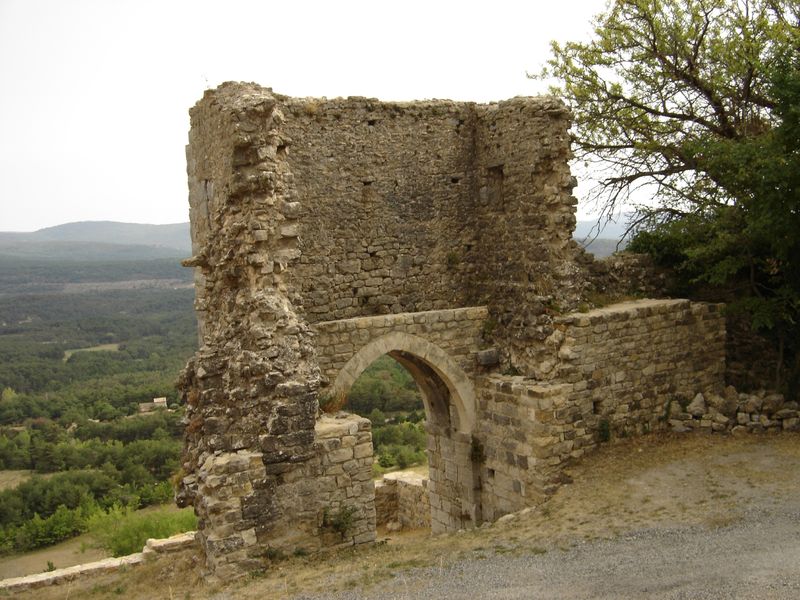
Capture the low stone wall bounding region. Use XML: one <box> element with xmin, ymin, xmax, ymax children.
<box><xmin>374</xmin><ymin>478</ymin><xmax>397</xmax><ymax>526</ymax></box>
<box><xmin>191</xmin><ymin>414</ymin><xmax>375</xmax><ymax>577</ymax></box>
<box><xmin>476</xmin><ymin>299</ymin><xmax>727</xmax><ymax>520</ymax></box>
<box><xmin>374</xmin><ymin>472</ymin><xmax>431</xmax><ymax>530</ymax></box>
<box><xmin>395</xmin><ymin>473</ymin><xmax>431</xmax><ymax>529</ymax></box>
<box><xmin>315</xmin><ymin>414</ymin><xmax>377</xmax><ymax>548</ymax></box>
<box><xmin>552</xmin><ymin>299</ymin><xmax>726</xmax><ymax>437</ymax></box>
<box><xmin>0</xmin><ymin>532</ymin><xmax>196</xmax><ymax>593</ymax></box>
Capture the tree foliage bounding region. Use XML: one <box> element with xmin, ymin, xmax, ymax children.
<box><xmin>346</xmin><ymin>355</ymin><xmax>427</xmax><ymax>472</ymax></box>
<box><xmin>545</xmin><ymin>0</ymin><xmax>799</xmax><ymax>217</ymax></box>
<box><xmin>546</xmin><ymin>0</ymin><xmax>800</xmax><ymax>392</ymax></box>
<box><xmin>346</xmin><ymin>355</ymin><xmax>422</xmax><ymax>415</ymax></box>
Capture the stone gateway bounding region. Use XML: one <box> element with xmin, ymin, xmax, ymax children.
<box><xmin>178</xmin><ymin>82</ymin><xmax>725</xmax><ymax>578</ymax></box>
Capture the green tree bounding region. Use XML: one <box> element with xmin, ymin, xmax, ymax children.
<box><xmin>367</xmin><ymin>407</ymin><xmax>387</xmax><ymax>426</ymax></box>
<box><xmin>545</xmin><ymin>0</ymin><xmax>798</xmax><ymax>218</ymax></box>
<box><xmin>545</xmin><ymin>0</ymin><xmax>800</xmax><ymax>392</ymax></box>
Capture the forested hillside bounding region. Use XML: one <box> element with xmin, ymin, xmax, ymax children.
<box><xmin>0</xmin><ymin>231</ymin><xmax>199</xmax><ymax>556</ymax></box>
<box><xmin>0</xmin><ymin>221</ymin><xmax>190</xmax><ymax>254</ymax></box>
<box><xmin>0</xmin><ymin>223</ymin><xmax>426</xmax><ymax>559</ymax></box>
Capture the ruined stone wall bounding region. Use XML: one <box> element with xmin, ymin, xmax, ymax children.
<box><xmin>474</xmin><ymin>299</ymin><xmax>726</xmax><ymax>521</ymax></box>
<box><xmin>182</xmin><ymin>82</ymin><xmax>730</xmax><ymax>577</ymax></box>
<box><xmin>183</xmin><ymin>85</ymin><xmax>319</xmax><ymax>465</ymax></box>
<box><xmin>278</xmin><ymin>96</ymin><xmax>475</xmax><ymax>321</ymax></box>
<box><xmin>180</xmin><ymin>85</ymin><xmax>383</xmax><ymax>577</ymax></box>
<box><xmin>264</xmin><ymin>93</ymin><xmax>580</xmax><ymax>328</ymax></box>
<box><xmin>184</xmin><ymin>80</ymin><xmax>581</xmax><ymax>372</ymax></box>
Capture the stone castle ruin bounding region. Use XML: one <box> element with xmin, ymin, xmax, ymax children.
<box><xmin>178</xmin><ymin>82</ymin><xmax>726</xmax><ymax>577</ymax></box>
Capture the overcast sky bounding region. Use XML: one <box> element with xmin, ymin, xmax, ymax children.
<box><xmin>0</xmin><ymin>0</ymin><xmax>607</xmax><ymax>232</ymax></box>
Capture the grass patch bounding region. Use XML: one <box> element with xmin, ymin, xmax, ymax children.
<box><xmin>0</xmin><ymin>469</ymin><xmax>36</xmax><ymax>491</ymax></box>
<box><xmin>63</xmin><ymin>343</ymin><xmax>120</xmax><ymax>362</ymax></box>
<box><xmin>86</xmin><ymin>504</ymin><xmax>196</xmax><ymax>557</ymax></box>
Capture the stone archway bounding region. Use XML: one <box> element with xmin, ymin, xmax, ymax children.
<box><xmin>330</xmin><ymin>332</ymin><xmax>482</xmax><ymax>532</ymax></box>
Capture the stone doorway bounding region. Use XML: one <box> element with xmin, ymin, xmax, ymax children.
<box><xmin>329</xmin><ymin>333</ymin><xmax>482</xmax><ymax>532</ymax></box>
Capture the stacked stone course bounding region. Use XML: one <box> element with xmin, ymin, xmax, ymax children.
<box><xmin>666</xmin><ymin>387</ymin><xmax>800</xmax><ymax>434</ymax></box>
<box><xmin>314</xmin><ymin>415</ymin><xmax>376</xmax><ymax>548</ymax></box>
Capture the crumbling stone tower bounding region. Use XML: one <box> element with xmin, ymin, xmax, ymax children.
<box><xmin>179</xmin><ymin>82</ymin><xmax>725</xmax><ymax>578</ymax></box>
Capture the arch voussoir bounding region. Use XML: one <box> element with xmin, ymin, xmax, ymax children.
<box><xmin>331</xmin><ymin>331</ymin><xmax>476</xmax><ymax>433</ymax></box>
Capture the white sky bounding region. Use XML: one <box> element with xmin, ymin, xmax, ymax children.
<box><xmin>0</xmin><ymin>0</ymin><xmax>607</xmax><ymax>232</ymax></box>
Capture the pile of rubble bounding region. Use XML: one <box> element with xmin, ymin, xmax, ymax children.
<box><xmin>668</xmin><ymin>386</ymin><xmax>799</xmax><ymax>434</ymax></box>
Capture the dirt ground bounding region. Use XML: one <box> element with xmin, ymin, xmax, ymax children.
<box><xmin>5</xmin><ymin>432</ymin><xmax>799</xmax><ymax>599</ymax></box>
<box><xmin>0</xmin><ymin>534</ymin><xmax>108</xmax><ymax>580</ymax></box>
<box><xmin>0</xmin><ymin>470</ymin><xmax>33</xmax><ymax>492</ymax></box>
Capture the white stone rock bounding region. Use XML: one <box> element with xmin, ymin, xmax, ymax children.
<box><xmin>687</xmin><ymin>393</ymin><xmax>707</xmax><ymax>417</ymax></box>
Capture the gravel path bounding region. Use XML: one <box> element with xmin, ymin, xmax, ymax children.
<box><xmin>296</xmin><ymin>496</ymin><xmax>800</xmax><ymax>599</ymax></box>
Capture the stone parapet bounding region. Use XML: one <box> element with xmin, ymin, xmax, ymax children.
<box><xmin>315</xmin><ymin>414</ymin><xmax>377</xmax><ymax>548</ymax></box>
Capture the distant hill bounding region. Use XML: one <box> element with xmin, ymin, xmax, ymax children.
<box><xmin>0</xmin><ymin>221</ymin><xmax>191</xmax><ymax>262</ymax></box>
<box><xmin>574</xmin><ymin>219</ymin><xmax>630</xmax><ymax>258</ymax></box>
<box><xmin>1</xmin><ymin>221</ymin><xmax>190</xmax><ymax>250</ymax></box>
<box><xmin>0</xmin><ymin>221</ymin><xmax>193</xmax><ymax>293</ymax></box>
<box><xmin>0</xmin><ymin>240</ymin><xmax>188</xmax><ymax>261</ymax></box>
<box><xmin>577</xmin><ymin>237</ymin><xmax>625</xmax><ymax>258</ymax></box>
<box><xmin>0</xmin><ymin>219</ymin><xmax>629</xmax><ymax>262</ymax></box>
<box><xmin>574</xmin><ymin>219</ymin><xmax>630</xmax><ymax>241</ymax></box>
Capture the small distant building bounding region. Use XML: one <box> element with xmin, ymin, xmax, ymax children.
<box><xmin>138</xmin><ymin>397</ymin><xmax>169</xmax><ymax>413</ymax></box>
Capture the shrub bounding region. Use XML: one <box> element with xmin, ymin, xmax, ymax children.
<box><xmin>87</xmin><ymin>504</ymin><xmax>196</xmax><ymax>557</ymax></box>
<box><xmin>323</xmin><ymin>505</ymin><xmax>356</xmax><ymax>538</ymax></box>
<box><xmin>318</xmin><ymin>390</ymin><xmax>346</xmax><ymax>414</ymax></box>
<box><xmin>598</xmin><ymin>419</ymin><xmax>611</xmax><ymax>443</ymax></box>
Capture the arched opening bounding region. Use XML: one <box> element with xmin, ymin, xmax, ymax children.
<box><xmin>346</xmin><ymin>354</ymin><xmax>428</xmax><ymax>475</ymax></box>
<box><xmin>331</xmin><ymin>333</ymin><xmax>482</xmax><ymax>533</ymax></box>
